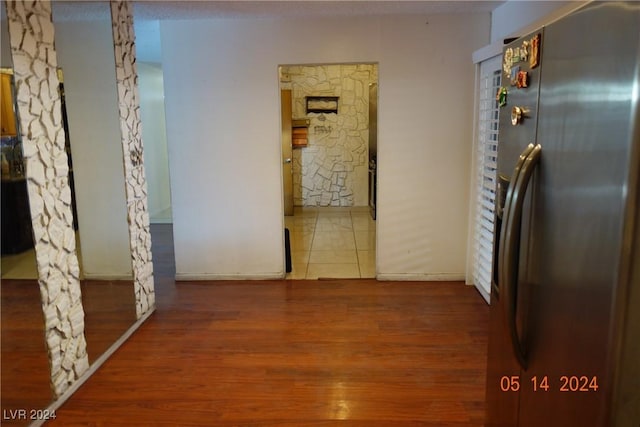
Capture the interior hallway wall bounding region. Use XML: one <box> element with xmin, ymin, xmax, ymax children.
<box><xmin>283</xmin><ymin>63</ymin><xmax>377</xmax><ymax>207</ymax></box>
<box><xmin>160</xmin><ymin>14</ymin><xmax>489</xmax><ymax>280</ymax></box>
<box><xmin>138</xmin><ymin>62</ymin><xmax>172</xmax><ymax>223</ymax></box>
<box><xmin>54</xmin><ymin>18</ymin><xmax>132</xmax><ymax>279</ymax></box>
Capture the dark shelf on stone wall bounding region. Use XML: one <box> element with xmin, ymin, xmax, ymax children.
<box><xmin>306</xmin><ymin>96</ymin><xmax>339</xmax><ymax>114</ymax></box>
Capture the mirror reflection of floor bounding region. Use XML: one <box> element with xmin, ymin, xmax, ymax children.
<box><xmin>1</xmin><ymin>279</ymin><xmax>138</xmax><ymax>423</ymax></box>
<box><xmin>1</xmin><ymin>278</ymin><xmax>137</xmax><ymax>423</ymax></box>
<box><xmin>81</xmin><ymin>280</ymin><xmax>137</xmax><ymax>364</ymax></box>
<box><xmin>1</xmin><ymin>248</ymin><xmax>137</xmax><ymax>427</ymax></box>
<box><xmin>1</xmin><ymin>223</ymin><xmax>175</xmax><ymax>423</ymax></box>
<box><xmin>2</xmin><ymin>239</ymin><xmax>57</xmax><ymax>421</ymax></box>
<box><xmin>0</xmin><ymin>279</ymin><xmax>52</xmax><ymax>424</ymax></box>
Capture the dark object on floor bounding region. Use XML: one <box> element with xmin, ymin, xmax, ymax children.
<box><xmin>284</xmin><ymin>228</ymin><xmax>292</xmax><ymax>273</ymax></box>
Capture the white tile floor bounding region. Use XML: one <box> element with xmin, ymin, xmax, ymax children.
<box><xmin>285</xmin><ymin>206</ymin><xmax>376</xmax><ymax>279</ymax></box>
<box><xmin>3</xmin><ymin>210</ymin><xmax>376</xmax><ymax>281</ymax></box>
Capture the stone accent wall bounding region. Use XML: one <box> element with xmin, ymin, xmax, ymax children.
<box><xmin>110</xmin><ymin>0</ymin><xmax>155</xmax><ymax>318</ymax></box>
<box><xmin>283</xmin><ymin>64</ymin><xmax>377</xmax><ymax>207</ymax></box>
<box><xmin>5</xmin><ymin>0</ymin><xmax>89</xmax><ymax>398</ymax></box>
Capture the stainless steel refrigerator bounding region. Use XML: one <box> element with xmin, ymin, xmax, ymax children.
<box><xmin>485</xmin><ymin>2</ymin><xmax>640</xmax><ymax>426</ymax></box>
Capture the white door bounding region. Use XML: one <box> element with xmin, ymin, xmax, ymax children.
<box><xmin>281</xmin><ymin>88</ymin><xmax>293</xmax><ymax>216</ymax></box>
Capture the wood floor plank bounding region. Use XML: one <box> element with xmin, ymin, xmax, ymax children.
<box><xmin>4</xmin><ymin>225</ymin><xmax>490</xmax><ymax>425</ymax></box>
<box><xmin>45</xmin><ymin>278</ymin><xmax>489</xmax><ymax>426</ymax></box>
<box><xmin>1</xmin><ymin>278</ymin><xmax>138</xmax><ymax>426</ymax></box>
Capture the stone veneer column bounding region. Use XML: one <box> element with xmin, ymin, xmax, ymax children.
<box><xmin>4</xmin><ymin>0</ymin><xmax>89</xmax><ymax>397</ymax></box>
<box><xmin>110</xmin><ymin>0</ymin><xmax>155</xmax><ymax>318</ymax></box>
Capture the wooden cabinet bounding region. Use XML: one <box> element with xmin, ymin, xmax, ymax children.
<box><xmin>292</xmin><ymin>118</ymin><xmax>310</xmax><ymax>148</ymax></box>
<box><xmin>1</xmin><ymin>72</ymin><xmax>18</xmax><ymax>136</ymax></box>
<box><xmin>292</xmin><ymin>127</ymin><xmax>308</xmax><ymax>148</ymax></box>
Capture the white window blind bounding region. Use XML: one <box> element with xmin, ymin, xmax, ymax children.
<box><xmin>472</xmin><ymin>56</ymin><xmax>501</xmax><ymax>301</ymax></box>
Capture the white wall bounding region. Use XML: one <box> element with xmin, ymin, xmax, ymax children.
<box><xmin>376</xmin><ymin>15</ymin><xmax>489</xmax><ymax>280</ymax></box>
<box><xmin>54</xmin><ymin>18</ymin><xmax>133</xmax><ymax>279</ymax></box>
<box><xmin>138</xmin><ymin>62</ymin><xmax>172</xmax><ymax>223</ymax></box>
<box><xmin>160</xmin><ymin>14</ymin><xmax>490</xmax><ymax>280</ymax></box>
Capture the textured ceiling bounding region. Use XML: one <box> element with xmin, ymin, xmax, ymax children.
<box><xmin>48</xmin><ymin>1</ymin><xmax>503</xmax><ymax>21</ymax></box>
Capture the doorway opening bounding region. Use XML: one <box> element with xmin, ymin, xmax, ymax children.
<box><xmin>279</xmin><ymin>63</ymin><xmax>378</xmax><ymax>279</ymax></box>
<box><xmin>137</xmin><ymin>61</ymin><xmax>176</xmax><ymax>280</ymax></box>
<box><xmin>134</xmin><ymin>19</ymin><xmax>177</xmax><ymax>283</ymax></box>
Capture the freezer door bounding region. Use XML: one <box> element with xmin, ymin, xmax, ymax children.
<box><xmin>519</xmin><ymin>3</ymin><xmax>640</xmax><ymax>426</ymax></box>
<box><xmin>485</xmin><ymin>29</ymin><xmax>544</xmax><ymax>427</ymax></box>
<box><xmin>485</xmin><ymin>284</ymin><xmax>521</xmax><ymax>426</ymax></box>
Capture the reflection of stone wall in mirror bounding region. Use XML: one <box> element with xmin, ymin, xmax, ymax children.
<box><xmin>110</xmin><ymin>0</ymin><xmax>155</xmax><ymax>318</ymax></box>
<box><xmin>3</xmin><ymin>0</ymin><xmax>89</xmax><ymax>407</ymax></box>
<box><xmin>4</xmin><ymin>0</ymin><xmax>155</xmax><ymax>406</ymax></box>
<box><xmin>2</xmin><ymin>1</ymin><xmax>139</xmax><ymax>418</ymax></box>
<box><xmin>51</xmin><ymin>1</ymin><xmax>137</xmax><ymax>363</ymax></box>
<box><xmin>0</xmin><ymin>6</ymin><xmax>56</xmax><ymax>420</ymax></box>
<box><xmin>3</xmin><ymin>1</ymin><xmax>153</xmax><ymax>418</ymax></box>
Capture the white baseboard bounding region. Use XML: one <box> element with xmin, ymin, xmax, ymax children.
<box><xmin>175</xmin><ymin>272</ymin><xmax>285</xmax><ymax>281</ymax></box>
<box><xmin>150</xmin><ymin>218</ymin><xmax>173</xmax><ymax>224</ymax></box>
<box><xmin>150</xmin><ymin>206</ymin><xmax>173</xmax><ymax>223</ymax></box>
<box><xmin>81</xmin><ymin>273</ymin><xmax>134</xmax><ymax>280</ymax></box>
<box><xmin>376</xmin><ymin>273</ymin><xmax>466</xmax><ymax>281</ymax></box>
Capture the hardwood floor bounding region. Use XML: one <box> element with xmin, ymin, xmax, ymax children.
<box><xmin>5</xmin><ymin>224</ymin><xmax>490</xmax><ymax>425</ymax></box>
<box><xmin>1</xmin><ymin>279</ymin><xmax>137</xmax><ymax>426</ymax></box>
<box><xmin>43</xmin><ymin>224</ymin><xmax>490</xmax><ymax>426</ymax></box>
<box><xmin>46</xmin><ymin>279</ymin><xmax>489</xmax><ymax>426</ymax></box>
<box><xmin>1</xmin><ymin>280</ymin><xmax>52</xmax><ymax>420</ymax></box>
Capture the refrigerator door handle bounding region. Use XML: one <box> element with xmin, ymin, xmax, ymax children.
<box><xmin>498</xmin><ymin>144</ymin><xmax>535</xmax><ymax>292</ymax></box>
<box><xmin>499</xmin><ymin>143</ymin><xmax>541</xmax><ymax>370</ymax></box>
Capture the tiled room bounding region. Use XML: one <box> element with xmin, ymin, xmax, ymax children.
<box><xmin>285</xmin><ymin>206</ymin><xmax>376</xmax><ymax>279</ymax></box>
